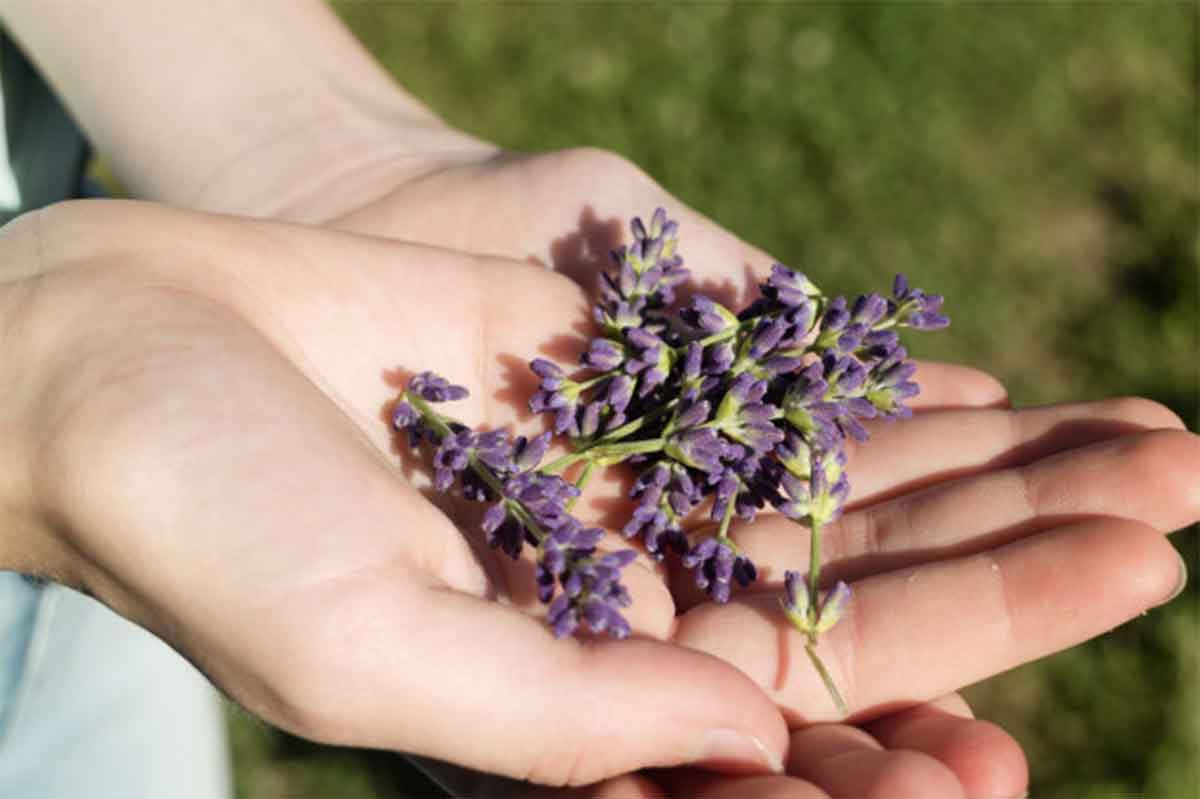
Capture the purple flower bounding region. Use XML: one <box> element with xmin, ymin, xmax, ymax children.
<box><xmin>666</xmin><ymin>427</ymin><xmax>728</xmax><ymax>475</ymax></box>
<box><xmin>703</xmin><ymin>341</ymin><xmax>736</xmax><ymax>375</ymax></box>
<box><xmin>582</xmin><ymin>337</ymin><xmax>626</xmax><ymax>372</ymax></box>
<box><xmin>408</xmin><ymin>371</ymin><xmax>469</xmax><ymax>403</ymax></box>
<box><xmin>622</xmin><ymin>327</ymin><xmax>670</xmax><ymax>397</ymax></box>
<box><xmin>809</xmin><ymin>447</ymin><xmax>851</xmax><ymax>523</ymax></box>
<box><xmin>712</xmin><ymin>374</ymin><xmax>784</xmax><ymax>456</ymax></box>
<box><xmin>865</xmin><ymin>345</ymin><xmax>920</xmax><ymax>418</ymax></box>
<box><xmin>597</xmin><ymin>208</ymin><xmax>689</xmax><ymax>324</ymax></box>
<box><xmin>892</xmin><ymin>274</ymin><xmax>950</xmax><ymax>330</ymax></box>
<box><xmin>390</xmin><ymin>400</ymin><xmax>425</xmax><ymax>447</ymax></box>
<box><xmin>512</xmin><ymin>432</ymin><xmax>552</xmax><ymax>471</ymax></box>
<box><xmin>775</xmin><ymin>471</ymin><xmax>813</xmax><ymax>521</ymax></box>
<box><xmin>544</xmin><ymin>543</ymin><xmax>637</xmax><ymax>639</ymax></box>
<box><xmin>708</xmin><ymin>470</ymin><xmax>740</xmax><ymax>523</ymax></box>
<box><xmin>392</xmin><ymin>371</ymin><xmax>471</xmax><ymax>447</ymax></box>
<box><xmin>762</xmin><ymin>263</ymin><xmax>819</xmax><ymax>309</ymax></box>
<box><xmin>529</xmin><ymin>358</ymin><xmax>584</xmax><ymax>436</ymax></box>
<box><xmin>820</xmin><ymin>297</ymin><xmax>850</xmax><ymax>334</ymax></box>
<box><xmin>780</xmin><ymin>363</ymin><xmax>842</xmax><ymax>449</ymax></box>
<box><xmin>773</xmin><ymin>443</ymin><xmax>850</xmax><ymax>525</ymax></box>
<box><xmin>673</xmin><ymin>398</ymin><xmax>711</xmax><ymax>431</ymax></box>
<box><xmin>465</xmin><ymin>427</ymin><xmax>583</xmax><ymax>563</ymax></box>
<box><xmin>859</xmin><ymin>328</ymin><xmax>901</xmax><ymax>362</ymax></box>
<box><xmin>680</xmin><ymin>295</ymin><xmax>737</xmax><ymax>335</ymax></box>
<box><xmin>682</xmin><ymin>536</ymin><xmax>757</xmax><ymax>603</ymax></box>
<box><xmin>432</xmin><ymin>429</ymin><xmax>474</xmax><ymax>491</ymax></box>
<box><xmin>850</xmin><ymin>293</ymin><xmax>889</xmax><ymax>327</ymax></box>
<box><xmin>482</xmin><ymin>501</ymin><xmax>525</xmax><ymax>560</ymax></box>
<box><xmin>748</xmin><ymin>316</ymin><xmax>789</xmax><ymax>359</ymax></box>
<box><xmin>392</xmin><ymin>210</ymin><xmax>949</xmax><ymax>649</ymax></box>
<box><xmin>603</xmin><ymin>374</ymin><xmax>635</xmax><ymax>415</ymax></box>
<box><xmin>391</xmin><ymin>401</ymin><xmax>419</xmax><ymax>430</ymax></box>
<box><xmin>781</xmin><ymin>570</ymin><xmax>851</xmax><ymax>635</ymax></box>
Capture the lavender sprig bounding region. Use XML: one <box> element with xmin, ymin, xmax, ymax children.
<box><xmin>393</xmin><ymin>374</ymin><xmax>638</xmax><ymax>640</ymax></box>
<box><xmin>393</xmin><ymin>209</ymin><xmax>949</xmax><ymax>711</ymax></box>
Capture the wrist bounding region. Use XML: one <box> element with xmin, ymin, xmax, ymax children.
<box><xmin>2</xmin><ymin>0</ymin><xmax>495</xmax><ymax>221</ymax></box>
<box><xmin>189</xmin><ymin>106</ymin><xmax>495</xmax><ymax>224</ymax></box>
<box><xmin>0</xmin><ymin>210</ymin><xmax>80</xmax><ymax>582</ymax></box>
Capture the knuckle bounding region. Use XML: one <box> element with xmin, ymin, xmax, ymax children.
<box><xmin>549</xmin><ymin>146</ymin><xmax>654</xmax><ymax>189</ymax></box>
<box><xmin>518</xmin><ymin>733</ymin><xmax>622</xmax><ymax>787</ymax></box>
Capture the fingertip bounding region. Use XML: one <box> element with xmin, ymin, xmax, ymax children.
<box><xmin>688</xmin><ymin>728</ymin><xmax>786</xmax><ymax>776</ymax></box>
<box><xmin>910</xmin><ymin>362</ymin><xmax>1010</xmax><ymax>411</ymax></box>
<box><xmin>868</xmin><ymin>715</ymin><xmax>1028</xmax><ymax>799</ymax></box>
<box><xmin>799</xmin><ymin>749</ymin><xmax>967</xmax><ymax>799</ymax></box>
<box><xmin>863</xmin><ymin>750</ymin><xmax>969</xmax><ymax>799</ymax></box>
<box><xmin>926</xmin><ymin>692</ymin><xmax>975</xmax><ymax>719</ymax></box>
<box><xmin>1101</xmin><ymin>519</ymin><xmax>1187</xmax><ymax>610</ymax></box>
<box><xmin>577</xmin><ymin>638</ymin><xmax>790</xmax><ymax>777</ymax></box>
<box><xmin>1102</xmin><ymin>396</ymin><xmax>1188</xmax><ymax>432</ymax></box>
<box><xmin>585</xmin><ymin>773</ymin><xmax>670</xmax><ymax>799</ymax></box>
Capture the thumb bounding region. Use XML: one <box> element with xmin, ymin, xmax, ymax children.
<box><xmin>288</xmin><ymin>579</ymin><xmax>788</xmax><ymax>787</ymax></box>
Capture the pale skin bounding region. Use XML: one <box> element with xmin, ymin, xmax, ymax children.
<box><xmin>2</xmin><ymin>2</ymin><xmax>1197</xmax><ymax>797</ymax></box>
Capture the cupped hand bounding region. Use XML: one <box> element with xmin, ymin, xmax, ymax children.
<box><xmin>248</xmin><ymin>143</ymin><xmax>1195</xmax><ymax>797</ymax></box>
<box><xmin>3</xmin><ymin>200</ymin><xmax>792</xmax><ymax>787</ymax></box>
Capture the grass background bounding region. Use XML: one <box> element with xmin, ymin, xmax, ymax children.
<box><xmin>227</xmin><ymin>2</ymin><xmax>1198</xmax><ymax>797</ymax></box>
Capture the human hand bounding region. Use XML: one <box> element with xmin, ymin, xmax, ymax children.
<box><xmin>287</xmin><ymin>147</ymin><xmax>1195</xmax><ymax>799</ymax></box>
<box><xmin>7</xmin><ymin>3</ymin><xmax>1192</xmax><ymax>791</ymax></box>
<box><xmin>1</xmin><ymin>201</ymin><xmax>796</xmax><ymax>786</ymax></box>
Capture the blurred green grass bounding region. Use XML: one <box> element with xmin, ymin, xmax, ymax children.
<box><xmin>229</xmin><ymin>3</ymin><xmax>1198</xmax><ymax>797</ymax></box>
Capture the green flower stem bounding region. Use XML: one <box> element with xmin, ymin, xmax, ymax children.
<box><xmin>464</xmin><ymin>453</ymin><xmax>550</xmax><ymax>546</ymax></box>
<box><xmin>577</xmin><ymin>373</ymin><xmax>612</xmax><ymax>391</ymax></box>
<box><xmin>540</xmin><ymin>451</ymin><xmax>588</xmax><ymax>475</ymax></box>
<box><xmin>540</xmin><ymin>400</ymin><xmax>678</xmax><ymax>475</ymax></box>
<box><xmin>715</xmin><ymin>485</ymin><xmax>738</xmax><ymax>544</ymax></box>
<box><xmin>543</xmin><ymin>438</ymin><xmax>667</xmax><ymax>474</ymax></box>
<box><xmin>804</xmin><ymin>640</ymin><xmax>849</xmax><ymax>717</ymax></box>
<box><xmin>595</xmin><ymin>399</ymin><xmax>678</xmax><ymax>444</ymax></box>
<box><xmin>564</xmin><ymin>460</ymin><xmax>596</xmax><ymax>512</ymax></box>
<box><xmin>404</xmin><ymin>391</ymin><xmax>454</xmax><ymax>438</ymax></box>
<box><xmin>404</xmin><ymin>393</ymin><xmax>553</xmax><ymax>543</ymax></box>
<box><xmin>808</xmin><ymin>518</ymin><xmax>823</xmax><ymax>625</ymax></box>
<box><xmin>799</xmin><ymin>516</ymin><xmax>849</xmax><ymax>715</ymax></box>
<box><xmin>694</xmin><ymin>319</ymin><xmax>753</xmax><ymax>349</ymax></box>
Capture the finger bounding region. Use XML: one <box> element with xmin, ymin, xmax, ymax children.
<box><xmin>411</xmin><ymin>760</ymin><xmax>669</xmax><ymax>799</ymax></box>
<box><xmin>669</xmin><ymin>398</ymin><xmax>1187</xmax><ymax>607</ymax></box>
<box><xmin>690</xmin><ymin>428</ymin><xmax>1200</xmax><ymax>598</ymax></box>
<box><xmin>785</xmin><ymin>723</ymin><xmax>966</xmax><ymax>799</ymax></box>
<box><xmin>843</xmin><ymin>397</ymin><xmax>1186</xmax><ymax>508</ymax></box>
<box><xmin>580</xmin><ymin>774</ymin><xmax>668</xmax><ymax>799</ymax></box>
<box><xmin>653</xmin><ymin>772</ymin><xmax>830</xmax><ymax>799</ymax></box>
<box><xmin>925</xmin><ymin>692</ymin><xmax>975</xmax><ymax>718</ymax></box>
<box><xmin>293</xmin><ymin>582</ymin><xmax>788</xmax><ymax>786</ymax></box>
<box><xmin>905</xmin><ymin>361</ymin><xmax>1008</xmax><ymax>412</ymax></box>
<box><xmin>864</xmin><ymin>703</ymin><xmax>1028</xmax><ymax>799</ymax></box>
<box><xmin>672</xmin><ymin>517</ymin><xmax>1182</xmax><ymax>724</ymax></box>
<box><xmin>479</xmin><ymin>516</ymin><xmax>676</xmax><ymax>641</ymax></box>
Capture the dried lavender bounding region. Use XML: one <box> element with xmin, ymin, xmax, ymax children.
<box><xmin>392</xmin><ymin>208</ymin><xmax>947</xmax><ymax>711</ymax></box>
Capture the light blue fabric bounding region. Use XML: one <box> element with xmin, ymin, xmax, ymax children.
<box><xmin>0</xmin><ymin>572</ymin><xmax>231</xmax><ymax>798</ymax></box>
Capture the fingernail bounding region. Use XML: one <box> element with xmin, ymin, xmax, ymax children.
<box><xmin>690</xmin><ymin>728</ymin><xmax>784</xmax><ymax>775</ymax></box>
<box><xmin>1162</xmin><ymin>548</ymin><xmax>1188</xmax><ymax>605</ymax></box>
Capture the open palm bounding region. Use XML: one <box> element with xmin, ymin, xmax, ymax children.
<box><xmin>17</xmin><ymin>166</ymin><xmax>1193</xmax><ymax>799</ymax></box>
<box><xmin>272</xmin><ymin>145</ymin><xmax>1194</xmax><ymax>797</ymax></box>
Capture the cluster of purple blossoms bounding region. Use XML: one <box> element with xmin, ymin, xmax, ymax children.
<box><xmin>392</xmin><ymin>372</ymin><xmax>638</xmax><ymax>639</ymax></box>
<box><xmin>526</xmin><ymin>209</ymin><xmax>947</xmax><ymax>609</ymax></box>
<box><xmin>392</xmin><ymin>209</ymin><xmax>947</xmax><ymax>654</ymax></box>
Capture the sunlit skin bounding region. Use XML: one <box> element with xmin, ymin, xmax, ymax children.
<box><xmin>3</xmin><ymin>1</ymin><xmax>1197</xmax><ymax>796</ymax></box>
<box><xmin>5</xmin><ymin>198</ymin><xmax>1194</xmax><ymax>799</ymax></box>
